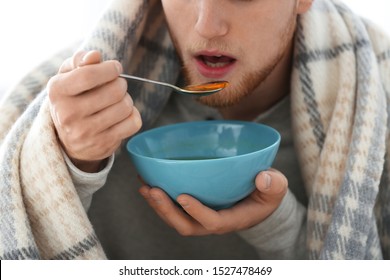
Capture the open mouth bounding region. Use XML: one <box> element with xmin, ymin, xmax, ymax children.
<box><xmin>195</xmin><ymin>54</ymin><xmax>236</xmax><ymax>78</ymax></box>
<box><xmin>197</xmin><ymin>55</ymin><xmax>236</xmax><ymax>68</ymax></box>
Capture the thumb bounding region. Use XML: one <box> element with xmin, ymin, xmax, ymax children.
<box><xmin>252</xmin><ymin>169</ymin><xmax>288</xmax><ymax>202</ymax></box>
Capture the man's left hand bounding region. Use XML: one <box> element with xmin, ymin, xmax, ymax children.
<box><xmin>138</xmin><ymin>169</ymin><xmax>288</xmax><ymax>236</ymax></box>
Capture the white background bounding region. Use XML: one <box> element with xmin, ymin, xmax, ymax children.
<box><xmin>0</xmin><ymin>0</ymin><xmax>389</xmax><ymax>96</ymax></box>
<box><xmin>1</xmin><ymin>259</ymin><xmax>388</xmax><ymax>280</ymax></box>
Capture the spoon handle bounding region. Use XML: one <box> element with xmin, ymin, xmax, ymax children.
<box><xmin>119</xmin><ymin>74</ymin><xmax>179</xmax><ymax>91</ymax></box>
<box><xmin>119</xmin><ymin>73</ymin><xmax>227</xmax><ymax>96</ymax></box>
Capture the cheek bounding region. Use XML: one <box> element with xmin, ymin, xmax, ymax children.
<box><xmin>236</xmin><ymin>38</ymin><xmax>271</xmax><ymax>72</ymax></box>
<box><xmin>240</xmin><ymin>20</ymin><xmax>295</xmax><ymax>67</ymax></box>
<box><xmin>163</xmin><ymin>9</ymin><xmax>194</xmax><ymax>56</ymax></box>
<box><xmin>162</xmin><ymin>1</ymin><xmax>195</xmax><ymax>33</ymax></box>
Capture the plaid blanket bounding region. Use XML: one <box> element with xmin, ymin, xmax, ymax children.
<box><xmin>1</xmin><ymin>0</ymin><xmax>389</xmax><ymax>259</ymax></box>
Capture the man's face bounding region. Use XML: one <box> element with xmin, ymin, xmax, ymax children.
<box><xmin>161</xmin><ymin>0</ymin><xmax>304</xmax><ymax>108</ymax></box>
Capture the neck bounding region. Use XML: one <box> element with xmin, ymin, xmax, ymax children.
<box><xmin>218</xmin><ymin>41</ymin><xmax>294</xmax><ymax>121</ymax></box>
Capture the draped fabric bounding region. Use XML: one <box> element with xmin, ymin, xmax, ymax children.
<box><xmin>1</xmin><ymin>0</ymin><xmax>389</xmax><ymax>259</ymax></box>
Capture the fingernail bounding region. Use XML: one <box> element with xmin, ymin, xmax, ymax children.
<box><xmin>263</xmin><ymin>172</ymin><xmax>271</xmax><ymax>190</ymax></box>
<box><xmin>151</xmin><ymin>193</ymin><xmax>162</xmax><ymax>204</ymax></box>
<box><xmin>114</xmin><ymin>61</ymin><xmax>123</xmax><ymax>74</ymax></box>
<box><xmin>79</xmin><ymin>50</ymin><xmax>94</xmax><ymax>66</ymax></box>
<box><xmin>138</xmin><ymin>189</ymin><xmax>148</xmax><ymax>197</ymax></box>
<box><xmin>178</xmin><ymin>198</ymin><xmax>189</xmax><ymax>209</ymax></box>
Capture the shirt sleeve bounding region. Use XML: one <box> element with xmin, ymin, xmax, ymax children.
<box><xmin>62</xmin><ymin>150</ymin><xmax>115</xmax><ymax>211</ymax></box>
<box><xmin>238</xmin><ymin>189</ymin><xmax>307</xmax><ymax>259</ymax></box>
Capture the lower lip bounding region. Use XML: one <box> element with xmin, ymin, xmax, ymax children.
<box><xmin>194</xmin><ymin>58</ymin><xmax>236</xmax><ymax>79</ymax></box>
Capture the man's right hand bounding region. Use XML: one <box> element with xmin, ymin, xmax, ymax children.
<box><xmin>47</xmin><ymin>50</ymin><xmax>142</xmax><ymax>173</ymax></box>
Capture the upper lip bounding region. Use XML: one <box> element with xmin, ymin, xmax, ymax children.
<box><xmin>194</xmin><ymin>50</ymin><xmax>237</xmax><ymax>61</ymax></box>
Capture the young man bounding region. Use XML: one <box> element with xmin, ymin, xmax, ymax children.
<box><xmin>1</xmin><ymin>0</ymin><xmax>389</xmax><ymax>259</ymax></box>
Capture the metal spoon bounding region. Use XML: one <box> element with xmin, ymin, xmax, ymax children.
<box><xmin>119</xmin><ymin>73</ymin><xmax>228</xmax><ymax>96</ymax></box>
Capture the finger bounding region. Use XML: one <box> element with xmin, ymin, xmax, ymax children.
<box><xmin>71</xmin><ymin>78</ymin><xmax>128</xmax><ymax>117</ymax></box>
<box><xmin>139</xmin><ymin>185</ymin><xmax>181</xmax><ymax>228</ymax></box>
<box><xmin>71</xmin><ymin>59</ymin><xmax>122</xmax><ymax>92</ymax></box>
<box><xmin>50</xmin><ymin>60</ymin><xmax>122</xmax><ymax>97</ymax></box>
<box><xmin>62</xmin><ymin>105</ymin><xmax>142</xmax><ymax>161</ymax></box>
<box><xmin>103</xmin><ymin>105</ymin><xmax>143</xmax><ymax>140</ymax></box>
<box><xmin>58</xmin><ymin>50</ymin><xmax>88</xmax><ymax>73</ymax></box>
<box><xmin>49</xmin><ymin>76</ymin><xmax>128</xmax><ymax>125</ymax></box>
<box><xmin>252</xmin><ymin>169</ymin><xmax>288</xmax><ymax>203</ymax></box>
<box><xmin>91</xmin><ymin>102</ymin><xmax>133</xmax><ymax>135</ymax></box>
<box><xmin>78</xmin><ymin>50</ymin><xmax>101</xmax><ymax>67</ymax></box>
<box><xmin>139</xmin><ymin>184</ymin><xmax>151</xmax><ymax>194</ymax></box>
<box><xmin>55</xmin><ymin>101</ymin><xmax>141</xmax><ymax>159</ymax></box>
<box><xmin>54</xmin><ymin>91</ymin><xmax>132</xmax><ymax>135</ymax></box>
<box><xmin>66</xmin><ymin>79</ymin><xmax>127</xmax><ymax>118</ymax></box>
<box><xmin>176</xmin><ymin>194</ymin><xmax>228</xmax><ymax>233</ymax></box>
<box><xmin>178</xmin><ymin>191</ymin><xmax>288</xmax><ymax>233</ymax></box>
<box><xmin>64</xmin><ymin>100</ymin><xmax>132</xmax><ymax>147</ymax></box>
<box><xmin>145</xmin><ymin>188</ymin><xmax>208</xmax><ymax>236</ymax></box>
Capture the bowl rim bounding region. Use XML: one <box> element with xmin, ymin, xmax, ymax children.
<box><xmin>126</xmin><ymin>120</ymin><xmax>281</xmax><ymax>162</ymax></box>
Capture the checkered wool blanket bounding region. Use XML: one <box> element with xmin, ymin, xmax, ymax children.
<box><xmin>1</xmin><ymin>0</ymin><xmax>390</xmax><ymax>259</ymax></box>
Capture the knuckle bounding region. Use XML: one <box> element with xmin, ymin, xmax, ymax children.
<box><xmin>68</xmin><ymin>135</ymin><xmax>115</xmax><ymax>161</ymax></box>
<box><xmin>134</xmin><ymin>118</ymin><xmax>142</xmax><ymax>133</ymax></box>
<box><xmin>71</xmin><ymin>51</ymin><xmax>88</xmax><ymax>69</ymax></box>
<box><xmin>61</xmin><ymin>124</ymin><xmax>121</xmax><ymax>160</ymax></box>
<box><xmin>47</xmin><ymin>76</ymin><xmax>62</xmax><ymax>102</ymax></box>
<box><xmin>97</xmin><ymin>135</ymin><xmax>121</xmax><ymax>156</ymax></box>
<box><xmin>111</xmin><ymin>80</ymin><xmax>128</xmax><ymax>102</ymax></box>
<box><xmin>121</xmin><ymin>109</ymin><xmax>142</xmax><ymax>139</ymax></box>
<box><xmin>123</xmin><ymin>96</ymin><xmax>134</xmax><ymax>112</ymax></box>
<box><xmin>275</xmin><ymin>176</ymin><xmax>289</xmax><ymax>196</ymax></box>
<box><xmin>57</xmin><ymin>110</ymin><xmax>76</xmax><ymax>127</ymax></box>
<box><xmin>65</xmin><ymin>119</ymin><xmax>96</xmax><ymax>143</ymax></box>
<box><xmin>117</xmin><ymin>77</ymin><xmax>128</xmax><ymax>93</ymax></box>
<box><xmin>56</xmin><ymin>113</ymin><xmax>70</xmax><ymax>127</ymax></box>
<box><xmin>122</xmin><ymin>123</ymin><xmax>137</xmax><ymax>139</ymax></box>
<box><xmin>132</xmin><ymin>107</ymin><xmax>143</xmax><ymax>130</ymax></box>
<box><xmin>67</xmin><ymin>127</ymin><xmax>88</xmax><ymax>144</ymax></box>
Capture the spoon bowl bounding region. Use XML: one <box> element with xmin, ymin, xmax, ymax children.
<box><xmin>119</xmin><ymin>74</ymin><xmax>228</xmax><ymax>96</ymax></box>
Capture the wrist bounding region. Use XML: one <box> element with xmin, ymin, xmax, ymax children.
<box><xmin>70</xmin><ymin>158</ymin><xmax>108</xmax><ymax>173</ymax></box>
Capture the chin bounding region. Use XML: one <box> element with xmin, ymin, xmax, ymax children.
<box><xmin>183</xmin><ymin>64</ymin><xmax>268</xmax><ymax>108</ymax></box>
<box><xmin>196</xmin><ymin>87</ymin><xmax>249</xmax><ymax>108</ymax></box>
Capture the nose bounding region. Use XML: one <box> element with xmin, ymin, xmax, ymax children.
<box><xmin>194</xmin><ymin>1</ymin><xmax>229</xmax><ymax>39</ymax></box>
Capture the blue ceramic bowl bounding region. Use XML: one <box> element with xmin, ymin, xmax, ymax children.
<box><xmin>126</xmin><ymin>120</ymin><xmax>280</xmax><ymax>210</ymax></box>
